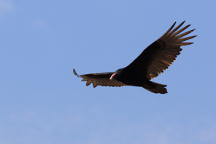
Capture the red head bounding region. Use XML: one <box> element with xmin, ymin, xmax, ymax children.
<box><xmin>109</xmin><ymin>68</ymin><xmax>123</xmax><ymax>80</ymax></box>
<box><xmin>110</xmin><ymin>72</ymin><xmax>117</xmax><ymax>80</ymax></box>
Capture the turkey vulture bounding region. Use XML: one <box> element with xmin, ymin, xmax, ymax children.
<box><xmin>73</xmin><ymin>21</ymin><xmax>196</xmax><ymax>94</ymax></box>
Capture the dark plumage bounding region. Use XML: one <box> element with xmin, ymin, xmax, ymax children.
<box><xmin>73</xmin><ymin>21</ymin><xmax>196</xmax><ymax>94</ymax></box>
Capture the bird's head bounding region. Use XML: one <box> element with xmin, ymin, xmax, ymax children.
<box><xmin>109</xmin><ymin>68</ymin><xmax>123</xmax><ymax>80</ymax></box>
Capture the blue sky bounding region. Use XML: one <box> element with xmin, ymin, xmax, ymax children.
<box><xmin>0</xmin><ymin>0</ymin><xmax>216</xmax><ymax>144</ymax></box>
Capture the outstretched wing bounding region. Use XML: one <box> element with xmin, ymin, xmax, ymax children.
<box><xmin>123</xmin><ymin>21</ymin><xmax>196</xmax><ymax>79</ymax></box>
<box><xmin>73</xmin><ymin>69</ymin><xmax>127</xmax><ymax>87</ymax></box>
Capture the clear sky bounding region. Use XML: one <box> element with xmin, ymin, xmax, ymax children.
<box><xmin>0</xmin><ymin>0</ymin><xmax>216</xmax><ymax>144</ymax></box>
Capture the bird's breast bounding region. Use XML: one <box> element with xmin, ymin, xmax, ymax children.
<box><xmin>116</xmin><ymin>71</ymin><xmax>148</xmax><ymax>86</ymax></box>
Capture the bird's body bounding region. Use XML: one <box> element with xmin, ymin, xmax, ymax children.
<box><xmin>73</xmin><ymin>21</ymin><xmax>196</xmax><ymax>94</ymax></box>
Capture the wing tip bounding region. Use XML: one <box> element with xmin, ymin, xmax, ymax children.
<box><xmin>73</xmin><ymin>68</ymin><xmax>80</xmax><ymax>78</ymax></box>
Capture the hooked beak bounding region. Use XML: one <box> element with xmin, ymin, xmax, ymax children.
<box><xmin>110</xmin><ymin>73</ymin><xmax>117</xmax><ymax>80</ymax></box>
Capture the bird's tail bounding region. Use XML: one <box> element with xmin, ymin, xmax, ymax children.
<box><xmin>143</xmin><ymin>81</ymin><xmax>167</xmax><ymax>94</ymax></box>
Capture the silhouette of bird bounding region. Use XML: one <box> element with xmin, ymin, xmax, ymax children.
<box><xmin>73</xmin><ymin>21</ymin><xmax>196</xmax><ymax>94</ymax></box>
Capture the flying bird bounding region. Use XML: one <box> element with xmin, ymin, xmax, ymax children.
<box><xmin>73</xmin><ymin>21</ymin><xmax>196</xmax><ymax>94</ymax></box>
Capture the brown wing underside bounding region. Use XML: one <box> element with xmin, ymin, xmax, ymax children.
<box><xmin>73</xmin><ymin>69</ymin><xmax>127</xmax><ymax>87</ymax></box>
<box><xmin>124</xmin><ymin>21</ymin><xmax>196</xmax><ymax>80</ymax></box>
<box><xmin>146</xmin><ymin>21</ymin><xmax>196</xmax><ymax>79</ymax></box>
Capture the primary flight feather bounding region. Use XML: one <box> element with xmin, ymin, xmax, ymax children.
<box><xmin>73</xmin><ymin>21</ymin><xmax>196</xmax><ymax>94</ymax></box>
